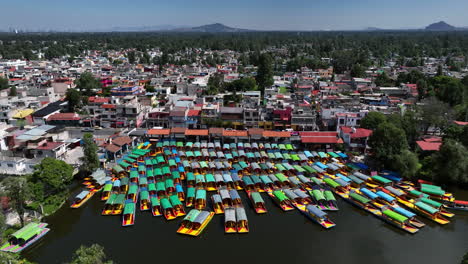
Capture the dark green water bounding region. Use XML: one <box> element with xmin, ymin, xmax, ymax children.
<box><xmin>24</xmin><ymin>188</ymin><xmax>468</xmax><ymax>264</ymax></box>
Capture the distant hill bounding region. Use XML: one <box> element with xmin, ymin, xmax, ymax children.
<box><xmin>425</xmin><ymin>21</ymin><xmax>456</xmax><ymax>31</ymax></box>
<box><xmin>173</xmin><ymin>23</ymin><xmax>252</xmax><ymax>33</ymax></box>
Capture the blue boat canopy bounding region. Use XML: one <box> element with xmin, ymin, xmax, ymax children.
<box><xmin>376</xmin><ymin>191</ymin><xmax>395</xmax><ymax>202</ymax></box>
<box><xmin>360</xmin><ymin>188</ymin><xmax>378</xmax><ymax>200</ymax></box>
<box><xmin>306</xmin><ymin>205</ymin><xmax>327</xmax><ymax>218</ymax></box>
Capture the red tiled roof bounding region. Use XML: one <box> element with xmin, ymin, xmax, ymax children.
<box><xmin>47</xmin><ymin>113</ymin><xmax>80</xmax><ymax>121</ymax></box>
<box><xmin>88</xmin><ymin>97</ymin><xmax>110</xmax><ymax>104</ymax></box>
<box><xmin>147</xmin><ymin>129</ymin><xmax>170</xmax><ymax>136</ymax></box>
<box><xmin>223</xmin><ymin>130</ymin><xmax>248</xmax><ymax>137</ymax></box>
<box><xmin>248</xmin><ymin>128</ymin><xmax>264</xmax><ymax>136</ymax></box>
<box><xmin>187</xmin><ymin>110</ymin><xmax>201</xmax><ymax>116</ymax></box>
<box><xmin>185</xmin><ymin>129</ymin><xmax>209</xmax><ymax>136</ymax></box>
<box><xmin>106</xmin><ymin>144</ymin><xmax>121</xmax><ymax>153</ymax></box>
<box><xmin>416</xmin><ymin>141</ymin><xmax>441</xmax><ymax>151</ymax></box>
<box><xmin>301</xmin><ymin>137</ymin><xmax>343</xmax><ymax>144</ymax></box>
<box><xmin>112</xmin><ymin>136</ymin><xmax>132</xmax><ymax>146</ymax></box>
<box><xmin>171</xmin><ymin>127</ymin><xmax>187</xmax><ymax>134</ymax></box>
<box><xmin>101</xmin><ymin>104</ymin><xmax>116</xmax><ymax>109</ymax></box>
<box><xmin>300</xmin><ymin>131</ymin><xmax>337</xmax><ymax>137</ymax></box>
<box><xmin>262</xmin><ymin>131</ymin><xmax>291</xmax><ymax>138</ymax></box>
<box><xmin>340</xmin><ymin>127</ymin><xmax>373</xmax><ymax>138</ymax></box>
<box><xmin>209</xmin><ymin>127</ymin><xmax>224</xmax><ymax>135</ymax></box>
<box><xmin>454</xmin><ymin>121</ymin><xmax>468</xmax><ymax>126</ymax></box>
<box><xmin>37</xmin><ymin>142</ymin><xmax>64</xmax><ymax>150</ymax></box>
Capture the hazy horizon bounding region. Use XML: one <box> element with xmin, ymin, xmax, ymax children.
<box><xmin>2</xmin><ymin>0</ymin><xmax>468</xmax><ymax>31</ymax></box>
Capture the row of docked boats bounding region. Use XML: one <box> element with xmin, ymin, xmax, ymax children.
<box><xmin>86</xmin><ymin>139</ymin><xmax>467</xmax><ymax>237</ymax></box>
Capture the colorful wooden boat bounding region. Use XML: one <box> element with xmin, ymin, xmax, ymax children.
<box><xmin>224</xmin><ymin>208</ymin><xmax>237</xmax><ymax>233</ymax></box>
<box><xmin>446</xmin><ymin>200</ymin><xmax>468</xmax><ymax>211</ymax></box>
<box><xmin>397</xmin><ymin>199</ymin><xmax>450</xmax><ymax>225</ymax></box>
<box><xmin>177</xmin><ymin>209</ymin><xmax>201</xmax><ymax>234</ymax></box>
<box><xmin>126</xmin><ymin>184</ymin><xmax>139</xmax><ymax>203</ymax></box>
<box><xmin>379</xmin><ymin>206</ymin><xmax>419</xmax><ymax>234</ymax></box>
<box><xmin>211</xmin><ymin>194</ymin><xmax>224</xmax><ymax>214</ymax></box>
<box><xmin>111</xmin><ymin>194</ymin><xmax>126</xmax><ymax>215</ymax></box>
<box><xmin>267</xmin><ymin>190</ymin><xmax>294</xmax><ymax>211</ymax></box>
<box><xmin>248</xmin><ymin>192</ymin><xmax>267</xmax><ymax>214</ymax></box>
<box><xmin>229</xmin><ymin>189</ymin><xmax>242</xmax><ymax>206</ymax></box>
<box><xmin>186</xmin><ymin>187</ymin><xmax>195</xmax><ymax>207</ymax></box>
<box><xmin>235</xmin><ymin>207</ymin><xmax>249</xmax><ymax>233</ymax></box>
<box><xmin>71</xmin><ymin>189</ymin><xmax>97</xmax><ymax>208</ymax></box>
<box><xmin>169</xmin><ymin>195</ymin><xmax>186</xmax><ymax>217</ymax></box>
<box><xmin>139</xmin><ymin>189</ymin><xmax>150</xmax><ymax>211</ymax></box>
<box><xmin>220</xmin><ymin>188</ymin><xmax>233</xmax><ymax>208</ymax></box>
<box><xmin>298</xmin><ymin>204</ymin><xmax>336</xmax><ymax>229</ymax></box>
<box><xmin>161</xmin><ymin>198</ymin><xmax>177</xmax><ymax>220</ymax></box>
<box><xmin>185</xmin><ymin>211</ymin><xmax>215</xmax><ymax>236</ymax></box>
<box><xmin>309</xmin><ymin>188</ymin><xmax>328</xmax><ymax>210</ymax></box>
<box><xmin>0</xmin><ymin>222</ymin><xmax>50</xmax><ymax>253</ymax></box>
<box><xmin>102</xmin><ymin>193</ymin><xmax>117</xmax><ymax>215</ymax></box>
<box><xmin>195</xmin><ymin>189</ymin><xmax>207</xmax><ymax>210</ymax></box>
<box><xmin>390</xmin><ymin>205</ymin><xmax>425</xmax><ymax>228</ymax></box>
<box><xmin>323</xmin><ymin>189</ymin><xmax>338</xmax><ymax>211</ymax></box>
<box><xmin>151</xmin><ymin>196</ymin><xmax>162</xmax><ymax>216</ymax></box>
<box><xmin>101</xmin><ymin>181</ymin><xmax>113</xmax><ymax>201</ymax></box>
<box><xmin>122</xmin><ymin>202</ymin><xmax>136</xmax><ymax>226</ymax></box>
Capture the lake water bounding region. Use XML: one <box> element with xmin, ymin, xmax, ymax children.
<box><xmin>24</xmin><ymin>187</ymin><xmax>468</xmax><ymax>264</ymax></box>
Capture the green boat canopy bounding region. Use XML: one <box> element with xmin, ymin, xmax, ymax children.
<box><xmin>349</xmin><ymin>192</ymin><xmax>371</xmax><ymax>204</ymax></box>
<box><xmin>421</xmin><ymin>187</ymin><xmax>445</xmax><ymax>196</ymax></box>
<box><xmin>415</xmin><ymin>201</ymin><xmax>438</xmax><ymax>214</ymax></box>
<box><xmin>383</xmin><ymin>209</ymin><xmax>408</xmax><ymax>223</ymax></box>
<box><xmin>118</xmin><ymin>161</ymin><xmax>131</xmax><ymax>168</ymax></box>
<box><xmin>372</xmin><ymin>175</ymin><xmax>392</xmax><ymax>184</ymax></box>
<box><xmin>123</xmin><ymin>203</ymin><xmax>135</xmax><ymax>215</ymax></box>
<box><xmin>112</xmin><ymin>165</ymin><xmax>124</xmax><ymax>173</ymax></box>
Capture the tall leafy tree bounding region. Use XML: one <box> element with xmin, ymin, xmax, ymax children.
<box><xmin>255</xmin><ymin>53</ymin><xmax>274</xmax><ymax>95</ymax></box>
<box><xmin>431</xmin><ymin>76</ymin><xmax>465</xmax><ymax>106</ymax></box>
<box><xmin>30</xmin><ymin>158</ymin><xmax>74</xmax><ymax>193</ymax></box>
<box><xmin>75</xmin><ymin>72</ymin><xmax>101</xmax><ymax>97</ymax></box>
<box><xmin>369</xmin><ymin>122</ymin><xmax>408</xmax><ymax>168</ymax></box>
<box><xmin>418</xmin><ymin>97</ymin><xmax>452</xmax><ymax>134</ymax></box>
<box><xmin>65</xmin><ymin>89</ymin><xmax>82</xmax><ymax>112</ymax></box>
<box><xmin>2</xmin><ymin>177</ymin><xmax>30</xmax><ymax>227</ymax></box>
<box><xmin>68</xmin><ymin>244</ymin><xmax>113</xmax><ymax>264</ymax></box>
<box><xmin>392</xmin><ymin>150</ymin><xmax>421</xmax><ymax>180</ymax></box>
<box><xmin>127</xmin><ymin>51</ymin><xmax>136</xmax><ymax>64</ymax></box>
<box><xmin>8</xmin><ymin>86</ymin><xmax>17</xmax><ymax>96</ymax></box>
<box><xmin>80</xmin><ymin>133</ymin><xmax>100</xmax><ymax>174</ymax></box>
<box><xmin>0</xmin><ymin>77</ymin><xmax>9</xmax><ymax>90</ymax></box>
<box><xmin>350</xmin><ymin>64</ymin><xmax>366</xmax><ymax>78</ymax></box>
<box><xmin>360</xmin><ymin>112</ymin><xmax>387</xmax><ymax>130</ymax></box>
<box><xmin>432</xmin><ymin>139</ymin><xmax>468</xmax><ymax>184</ymax></box>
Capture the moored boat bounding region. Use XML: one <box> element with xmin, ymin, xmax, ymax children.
<box><xmin>379</xmin><ymin>206</ymin><xmax>419</xmax><ymax>234</ymax></box>
<box><xmin>324</xmin><ymin>190</ymin><xmax>338</xmax><ymax>211</ymax></box>
<box><xmin>249</xmin><ymin>192</ymin><xmax>267</xmax><ymax>214</ymax></box>
<box><xmin>111</xmin><ymin>194</ymin><xmax>126</xmax><ymax>215</ymax></box>
<box><xmin>299</xmin><ymin>204</ymin><xmax>336</xmax><ymax>229</ymax></box>
<box><xmin>224</xmin><ymin>208</ymin><xmax>237</xmax><ymax>233</ymax></box>
<box><xmin>151</xmin><ymin>196</ymin><xmax>162</xmax><ymax>216</ymax></box>
<box><xmin>139</xmin><ymin>189</ymin><xmax>150</xmax><ymax>211</ymax></box>
<box><xmin>71</xmin><ymin>189</ymin><xmax>97</xmax><ymax>208</ymax></box>
<box><xmin>177</xmin><ymin>209</ymin><xmax>201</xmax><ymax>234</ymax></box>
<box><xmin>186</xmin><ymin>187</ymin><xmax>195</xmax><ymax>207</ymax></box>
<box><xmin>211</xmin><ymin>194</ymin><xmax>224</xmax><ymax>214</ymax></box>
<box><xmin>235</xmin><ymin>207</ymin><xmax>249</xmax><ymax>233</ymax></box>
<box><xmin>0</xmin><ymin>222</ymin><xmax>50</xmax><ymax>253</ymax></box>
<box><xmin>170</xmin><ymin>195</ymin><xmax>186</xmax><ymax>217</ymax></box>
<box><xmin>446</xmin><ymin>200</ymin><xmax>468</xmax><ymax>211</ymax></box>
<box><xmin>161</xmin><ymin>197</ymin><xmax>177</xmax><ymax>220</ymax></box>
<box><xmin>102</xmin><ymin>193</ymin><xmax>117</xmax><ymax>215</ymax></box>
<box><xmin>101</xmin><ymin>181</ymin><xmax>113</xmax><ymax>201</ymax></box>
<box><xmin>195</xmin><ymin>189</ymin><xmax>207</xmax><ymax>210</ymax></box>
<box><xmin>268</xmin><ymin>190</ymin><xmax>294</xmax><ymax>211</ymax></box>
<box><xmin>122</xmin><ymin>202</ymin><xmax>136</xmax><ymax>226</ymax></box>
<box><xmin>185</xmin><ymin>210</ymin><xmax>215</xmax><ymax>236</ymax></box>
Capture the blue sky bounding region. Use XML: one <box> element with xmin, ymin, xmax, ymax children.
<box><xmin>2</xmin><ymin>0</ymin><xmax>468</xmax><ymax>31</ymax></box>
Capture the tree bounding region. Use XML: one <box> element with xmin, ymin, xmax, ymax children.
<box><xmin>419</xmin><ymin>97</ymin><xmax>452</xmax><ymax>134</ymax></box>
<box><xmin>369</xmin><ymin>122</ymin><xmax>408</xmax><ymax>168</ymax></box>
<box><xmin>2</xmin><ymin>177</ymin><xmax>30</xmax><ymax>227</ymax></box>
<box><xmin>431</xmin><ymin>76</ymin><xmax>465</xmax><ymax>106</ymax></box>
<box><xmin>0</xmin><ymin>252</ymin><xmax>33</xmax><ymax>264</ymax></box>
<box><xmin>206</xmin><ymin>73</ymin><xmax>224</xmax><ymax>95</ymax></box>
<box><xmin>350</xmin><ymin>64</ymin><xmax>365</xmax><ymax>78</ymax></box>
<box><xmin>8</xmin><ymin>86</ymin><xmax>17</xmax><ymax>96</ymax></box>
<box><xmin>432</xmin><ymin>139</ymin><xmax>468</xmax><ymax>184</ymax></box>
<box><xmin>127</xmin><ymin>51</ymin><xmax>136</xmax><ymax>64</ymax></box>
<box><xmin>461</xmin><ymin>251</ymin><xmax>468</xmax><ymax>264</ymax></box>
<box><xmin>66</xmin><ymin>89</ymin><xmax>82</xmax><ymax>112</ymax></box>
<box><xmin>416</xmin><ymin>79</ymin><xmax>427</xmax><ymax>99</ymax></box>
<box><xmin>256</xmin><ymin>53</ymin><xmax>274</xmax><ymax>95</ymax></box>
<box><xmin>392</xmin><ymin>150</ymin><xmax>421</xmax><ymax>180</ymax></box>
<box><xmin>360</xmin><ymin>112</ymin><xmax>387</xmax><ymax>130</ymax></box>
<box><xmin>374</xmin><ymin>72</ymin><xmax>393</xmax><ymax>87</ymax></box>
<box><xmin>80</xmin><ymin>133</ymin><xmax>99</xmax><ymax>174</ymax></box>
<box><xmin>400</xmin><ymin>110</ymin><xmax>420</xmax><ymax>147</ymax></box>
<box><xmin>144</xmin><ymin>83</ymin><xmax>155</xmax><ymax>93</ymax></box>
<box><xmin>0</xmin><ymin>77</ymin><xmax>9</xmax><ymax>90</ymax></box>
<box><xmin>75</xmin><ymin>72</ymin><xmax>101</xmax><ymax>97</ymax></box>
<box><xmin>68</xmin><ymin>244</ymin><xmax>113</xmax><ymax>264</ymax></box>
<box><xmin>30</xmin><ymin>157</ymin><xmax>74</xmax><ymax>196</ymax></box>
